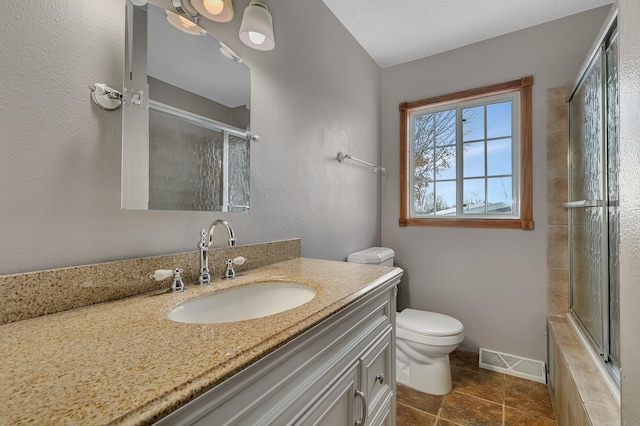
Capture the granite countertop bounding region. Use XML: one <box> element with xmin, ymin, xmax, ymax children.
<box><xmin>0</xmin><ymin>257</ymin><xmax>401</xmax><ymax>425</ymax></box>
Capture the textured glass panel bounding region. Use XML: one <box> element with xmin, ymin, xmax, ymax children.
<box><xmin>463</xmin><ymin>178</ymin><xmax>485</xmax><ymax>213</ymax></box>
<box><xmin>434</xmin><ymin>181</ymin><xmax>456</xmax><ymax>215</ymax></box>
<box><xmin>413</xmin><ymin>180</ymin><xmax>434</xmax><ymax>215</ymax></box>
<box><xmin>487</xmin><ymin>101</ymin><xmax>512</xmax><ymax>138</ymax></box>
<box><xmin>606</xmin><ymin>32</ymin><xmax>620</xmax><ymax>367</ymax></box>
<box><xmin>434</xmin><ymin>109</ymin><xmax>456</xmax><ymax>146</ymax></box>
<box><xmin>435</xmin><ymin>147</ymin><xmax>456</xmax><ymax>180</ymax></box>
<box><xmin>414</xmin><ymin>113</ymin><xmax>435</xmax><ymax>149</ymax></box>
<box><xmin>487</xmin><ymin>177</ymin><xmax>512</xmax><ymax>213</ymax></box>
<box><xmin>463</xmin><ymin>141</ymin><xmax>485</xmax><ymax>177</ymax></box>
<box><xmin>227</xmin><ymin>134</ymin><xmax>250</xmax><ymax>212</ymax></box>
<box><xmin>487</xmin><ymin>138</ymin><xmax>512</xmax><ymax>176</ymax></box>
<box><xmin>463</xmin><ymin>106</ymin><xmax>484</xmax><ymax>141</ymax></box>
<box><xmin>148</xmin><ymin>109</ymin><xmax>224</xmax><ymax>211</ymax></box>
<box><xmin>569</xmin><ymin>48</ymin><xmax>604</xmax><ymax>350</ymax></box>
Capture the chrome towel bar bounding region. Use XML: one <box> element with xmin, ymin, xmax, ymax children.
<box><xmin>336</xmin><ymin>152</ymin><xmax>385</xmax><ymax>173</ymax></box>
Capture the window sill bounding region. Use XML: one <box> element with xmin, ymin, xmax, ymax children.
<box><xmin>399</xmin><ymin>217</ymin><xmax>534</xmax><ymax>230</ymax></box>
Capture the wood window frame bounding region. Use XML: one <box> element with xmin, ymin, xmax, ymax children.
<box><xmin>399</xmin><ymin>76</ymin><xmax>534</xmax><ymax>230</ymax></box>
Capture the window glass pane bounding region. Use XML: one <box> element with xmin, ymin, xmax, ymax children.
<box><xmin>414</xmin><ymin>113</ymin><xmax>435</xmax><ymax>149</ymax></box>
<box><xmin>435</xmin><ymin>181</ymin><xmax>457</xmax><ymax>215</ymax></box>
<box><xmin>414</xmin><ymin>181</ymin><xmax>434</xmax><ymax>215</ymax></box>
<box><xmin>463</xmin><ymin>141</ymin><xmax>485</xmax><ymax>177</ymax></box>
<box><xmin>487</xmin><ymin>101</ymin><xmax>512</xmax><ymax>139</ymax></box>
<box><xmin>487</xmin><ymin>177</ymin><xmax>513</xmax><ymax>213</ymax></box>
<box><xmin>414</xmin><ymin>147</ymin><xmax>434</xmax><ymax>183</ymax></box>
<box><xmin>487</xmin><ymin>138</ymin><xmax>512</xmax><ymax>176</ymax></box>
<box><xmin>463</xmin><ymin>178</ymin><xmax>486</xmax><ymax>213</ymax></box>
<box><xmin>463</xmin><ymin>105</ymin><xmax>484</xmax><ymax>141</ymax></box>
<box><xmin>435</xmin><ymin>147</ymin><xmax>456</xmax><ymax>180</ymax></box>
<box><xmin>435</xmin><ymin>109</ymin><xmax>456</xmax><ymax>146</ymax></box>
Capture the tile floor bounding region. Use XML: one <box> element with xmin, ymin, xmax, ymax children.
<box><xmin>396</xmin><ymin>350</ymin><xmax>557</xmax><ymax>426</ymax></box>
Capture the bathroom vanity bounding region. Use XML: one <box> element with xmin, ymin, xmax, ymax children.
<box><xmin>157</xmin><ymin>269</ymin><xmax>397</xmax><ymax>425</ymax></box>
<box><xmin>0</xmin><ymin>257</ymin><xmax>401</xmax><ymax>425</ymax></box>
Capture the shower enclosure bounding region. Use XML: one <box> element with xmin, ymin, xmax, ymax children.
<box><xmin>567</xmin><ymin>18</ymin><xmax>619</xmax><ymax>375</ymax></box>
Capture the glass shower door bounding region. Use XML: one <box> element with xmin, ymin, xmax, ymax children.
<box><xmin>568</xmin><ymin>27</ymin><xmax>620</xmax><ymax>370</ymax></box>
<box><xmin>568</xmin><ymin>45</ymin><xmax>607</xmax><ymax>354</ymax></box>
<box><xmin>605</xmin><ymin>30</ymin><xmax>620</xmax><ymax>368</ymax></box>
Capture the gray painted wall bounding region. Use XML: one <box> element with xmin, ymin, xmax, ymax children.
<box><xmin>619</xmin><ymin>0</ymin><xmax>640</xmax><ymax>422</ymax></box>
<box><xmin>380</xmin><ymin>7</ymin><xmax>610</xmax><ymax>361</ymax></box>
<box><xmin>0</xmin><ymin>0</ymin><xmax>381</xmax><ymax>275</ymax></box>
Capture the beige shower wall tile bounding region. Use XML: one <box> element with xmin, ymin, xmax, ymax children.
<box><xmin>547</xmin><ymin>86</ymin><xmax>571</xmax><ymax>107</ymax></box>
<box><xmin>547</xmin><ymin>315</ymin><xmax>578</xmax><ymax>343</ymax></box>
<box><xmin>547</xmin><ymin>225</ymin><xmax>569</xmax><ymax>271</ymax></box>
<box><xmin>547</xmin><ymin>86</ymin><xmax>570</xmax><ymax>134</ymax></box>
<box><xmin>571</xmin><ymin>366</ymin><xmax>619</xmax><ymax>411</ymax></box>
<box><xmin>559</xmin><ymin>339</ymin><xmax>597</xmax><ymax>369</ymax></box>
<box><xmin>548</xmin><ymin>269</ymin><xmax>569</xmax><ymax>314</ymax></box>
<box><xmin>547</xmin><ymin>132</ymin><xmax>569</xmax><ymax>180</ymax></box>
<box><xmin>584</xmin><ymin>403</ymin><xmax>621</xmax><ymax>425</ymax></box>
<box><xmin>547</xmin><ymin>178</ymin><xmax>568</xmax><ymax>225</ymax></box>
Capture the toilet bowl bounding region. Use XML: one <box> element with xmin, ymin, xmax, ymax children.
<box><xmin>396</xmin><ymin>308</ymin><xmax>464</xmax><ymax>395</ymax></box>
<box><xmin>347</xmin><ymin>247</ymin><xmax>465</xmax><ymax>396</ymax></box>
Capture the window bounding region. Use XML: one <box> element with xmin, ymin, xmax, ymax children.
<box><xmin>399</xmin><ymin>77</ymin><xmax>533</xmax><ymax>230</ymax></box>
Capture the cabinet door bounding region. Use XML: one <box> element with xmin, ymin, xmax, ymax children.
<box><xmin>368</xmin><ymin>391</ymin><xmax>394</xmax><ymax>426</ymax></box>
<box><xmin>295</xmin><ymin>362</ymin><xmax>360</xmax><ymax>426</ymax></box>
<box><xmin>360</xmin><ymin>328</ymin><xmax>393</xmax><ymax>421</ymax></box>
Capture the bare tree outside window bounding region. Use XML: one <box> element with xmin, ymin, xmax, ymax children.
<box><xmin>412</xmin><ymin>109</ymin><xmax>480</xmax><ymax>214</ymax></box>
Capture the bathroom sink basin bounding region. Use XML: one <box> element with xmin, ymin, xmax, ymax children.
<box><xmin>168</xmin><ymin>281</ymin><xmax>316</xmax><ymax>324</ymax></box>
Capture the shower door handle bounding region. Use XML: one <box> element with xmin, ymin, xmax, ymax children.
<box><xmin>561</xmin><ymin>200</ymin><xmax>604</xmax><ymax>208</ymax></box>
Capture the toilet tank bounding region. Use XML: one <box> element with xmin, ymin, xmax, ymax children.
<box><xmin>347</xmin><ymin>247</ymin><xmax>395</xmax><ymax>266</ymax></box>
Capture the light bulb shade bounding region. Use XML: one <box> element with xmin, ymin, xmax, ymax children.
<box><xmin>239</xmin><ymin>0</ymin><xmax>275</xmax><ymax>51</ymax></box>
<box><xmin>165</xmin><ymin>10</ymin><xmax>207</xmax><ymax>36</ymax></box>
<box><xmin>191</xmin><ymin>0</ymin><xmax>234</xmax><ymax>23</ymax></box>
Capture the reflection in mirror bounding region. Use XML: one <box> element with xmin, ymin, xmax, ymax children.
<box><xmin>122</xmin><ymin>0</ymin><xmax>251</xmax><ymax>212</ymax></box>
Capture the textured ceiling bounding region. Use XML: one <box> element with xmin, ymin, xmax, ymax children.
<box><xmin>322</xmin><ymin>0</ymin><xmax>614</xmax><ymax>68</ymax></box>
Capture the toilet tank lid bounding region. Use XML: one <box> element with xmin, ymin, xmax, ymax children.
<box><xmin>397</xmin><ymin>309</ymin><xmax>464</xmax><ymax>336</ymax></box>
<box><xmin>347</xmin><ymin>247</ymin><xmax>395</xmax><ymax>264</ymax></box>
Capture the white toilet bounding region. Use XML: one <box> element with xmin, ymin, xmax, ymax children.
<box><xmin>347</xmin><ymin>247</ymin><xmax>464</xmax><ymax>395</ymax></box>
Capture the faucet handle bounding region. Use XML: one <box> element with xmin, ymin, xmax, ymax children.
<box><xmin>150</xmin><ymin>269</ymin><xmax>175</xmax><ymax>281</ymax></box>
<box><xmin>222</xmin><ymin>256</ymin><xmax>246</xmax><ymax>279</ymax></box>
<box><xmin>199</xmin><ymin>229</ymin><xmax>208</xmax><ymax>248</ymax></box>
<box><xmin>150</xmin><ymin>268</ymin><xmax>186</xmax><ymax>293</ymax></box>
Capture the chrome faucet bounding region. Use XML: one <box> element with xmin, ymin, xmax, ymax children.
<box><xmin>198</xmin><ymin>220</ymin><xmax>236</xmax><ymax>285</ymax></box>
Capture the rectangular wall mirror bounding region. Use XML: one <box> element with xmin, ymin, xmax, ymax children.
<box><xmin>122</xmin><ymin>0</ymin><xmax>251</xmax><ymax>212</ymax></box>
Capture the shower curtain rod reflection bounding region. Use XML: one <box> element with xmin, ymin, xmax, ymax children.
<box><xmin>336</xmin><ymin>152</ymin><xmax>385</xmax><ymax>173</ymax></box>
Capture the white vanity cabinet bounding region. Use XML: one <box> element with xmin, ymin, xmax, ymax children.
<box><xmin>154</xmin><ymin>276</ymin><xmax>399</xmax><ymax>426</ymax></box>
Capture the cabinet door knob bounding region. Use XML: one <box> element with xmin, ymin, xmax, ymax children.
<box><xmin>355</xmin><ymin>389</ymin><xmax>368</xmax><ymax>425</ymax></box>
<box><xmin>375</xmin><ymin>373</ymin><xmax>385</xmax><ymax>384</ymax></box>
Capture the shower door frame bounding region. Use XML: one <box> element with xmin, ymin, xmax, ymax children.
<box><xmin>567</xmin><ymin>11</ymin><xmax>619</xmax><ymax>382</ymax></box>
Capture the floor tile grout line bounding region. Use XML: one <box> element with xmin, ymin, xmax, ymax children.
<box><xmin>399</xmin><ymin>350</ymin><xmax>558</xmax><ymax>425</ymax></box>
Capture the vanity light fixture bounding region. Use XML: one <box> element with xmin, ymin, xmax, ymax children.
<box><xmin>191</xmin><ymin>0</ymin><xmax>234</xmax><ymax>23</ymax></box>
<box><xmin>166</xmin><ymin>0</ymin><xmax>207</xmax><ymax>36</ymax></box>
<box><xmin>239</xmin><ymin>0</ymin><xmax>275</xmax><ymax>51</ymax></box>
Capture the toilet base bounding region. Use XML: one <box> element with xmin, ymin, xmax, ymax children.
<box><xmin>396</xmin><ymin>354</ymin><xmax>452</xmax><ymax>395</ymax></box>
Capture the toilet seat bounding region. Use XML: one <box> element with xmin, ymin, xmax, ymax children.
<box><xmin>397</xmin><ymin>309</ymin><xmax>464</xmax><ymax>346</ymax></box>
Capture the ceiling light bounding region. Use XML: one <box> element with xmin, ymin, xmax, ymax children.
<box><xmin>166</xmin><ymin>0</ymin><xmax>206</xmax><ymax>36</ymax></box>
<box><xmin>165</xmin><ymin>10</ymin><xmax>207</xmax><ymax>36</ymax></box>
<box><xmin>239</xmin><ymin>0</ymin><xmax>275</xmax><ymax>51</ymax></box>
<box><xmin>191</xmin><ymin>0</ymin><xmax>234</xmax><ymax>23</ymax></box>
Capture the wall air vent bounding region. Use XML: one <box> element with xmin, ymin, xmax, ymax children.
<box><xmin>479</xmin><ymin>348</ymin><xmax>546</xmax><ymax>384</ymax></box>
